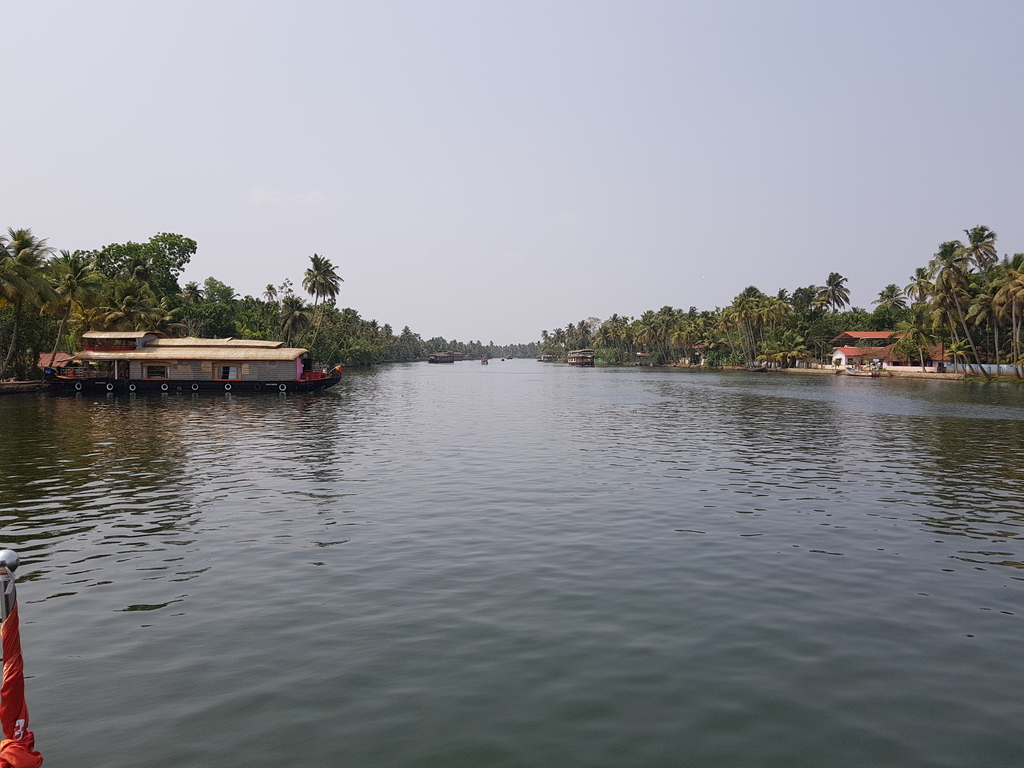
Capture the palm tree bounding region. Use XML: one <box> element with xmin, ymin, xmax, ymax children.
<box><xmin>103</xmin><ymin>290</ymin><xmax>168</xmax><ymax>331</ymax></box>
<box><xmin>873</xmin><ymin>284</ymin><xmax>908</xmax><ymax>310</ymax></box>
<box><xmin>0</xmin><ymin>228</ymin><xmax>56</xmax><ymax>378</ymax></box>
<box><xmin>302</xmin><ymin>253</ymin><xmax>343</xmax><ymax>350</ymax></box>
<box><xmin>946</xmin><ymin>339</ymin><xmax>971</xmax><ymax>373</ymax></box>
<box><xmin>181</xmin><ymin>281</ymin><xmax>204</xmax><ymax>304</ymax></box>
<box><xmin>263</xmin><ymin>284</ymin><xmax>278</xmax><ymax>303</ymax></box>
<box><xmin>817</xmin><ymin>272</ymin><xmax>850</xmax><ymax>313</ymax></box>
<box><xmin>904</xmin><ymin>267</ymin><xmax>933</xmax><ymax>305</ymax></box>
<box><xmin>929</xmin><ymin>240</ymin><xmax>988</xmax><ymax>378</ymax></box>
<box><xmin>967</xmin><ymin>285</ymin><xmax>1002</xmax><ymax>367</ymax></box>
<box><xmin>893</xmin><ymin>307</ymin><xmax>937</xmax><ymax>371</ymax></box>
<box><xmin>575</xmin><ymin>319</ymin><xmax>593</xmax><ymax>349</ymax></box>
<box><xmin>552</xmin><ymin>327</ymin><xmax>567</xmax><ymax>358</ymax></box>
<box><xmin>44</xmin><ymin>250</ymin><xmax>104</xmax><ymax>366</ymax></box>
<box><xmin>963</xmin><ymin>226</ymin><xmax>998</xmax><ymax>272</ymax></box>
<box><xmin>280</xmin><ymin>295</ymin><xmax>311</xmax><ymax>346</ymax></box>
<box><xmin>993</xmin><ymin>253</ymin><xmax>1024</xmax><ymax>378</ymax></box>
<box><xmin>303</xmin><ymin>254</ymin><xmax>343</xmax><ymax>309</ymax></box>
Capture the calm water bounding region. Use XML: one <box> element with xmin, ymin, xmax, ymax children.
<box><xmin>1</xmin><ymin>363</ymin><xmax>1023</xmax><ymax>767</ymax></box>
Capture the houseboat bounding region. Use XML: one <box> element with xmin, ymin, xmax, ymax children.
<box><xmin>45</xmin><ymin>331</ymin><xmax>341</xmax><ymax>394</ymax></box>
<box><xmin>567</xmin><ymin>349</ymin><xmax>596</xmax><ymax>367</ymax></box>
<box><xmin>428</xmin><ymin>351</ymin><xmax>456</xmax><ymax>363</ymax></box>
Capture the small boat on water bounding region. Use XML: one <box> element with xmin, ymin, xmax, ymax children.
<box><xmin>481</xmin><ymin>357</ymin><xmax>488</xmax><ymax>365</ymax></box>
<box><xmin>845</xmin><ymin>366</ymin><xmax>881</xmax><ymax>378</ymax></box>
<box><xmin>45</xmin><ymin>331</ymin><xmax>341</xmax><ymax>394</ymax></box>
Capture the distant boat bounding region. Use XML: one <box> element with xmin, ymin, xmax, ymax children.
<box><xmin>481</xmin><ymin>357</ymin><xmax>488</xmax><ymax>365</ymax></box>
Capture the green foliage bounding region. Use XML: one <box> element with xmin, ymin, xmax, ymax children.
<box><xmin>5</xmin><ymin>221</ymin><xmax>1024</xmax><ymax>380</ymax></box>
<box><xmin>92</xmin><ymin>233</ymin><xmax>196</xmax><ymax>298</ymax></box>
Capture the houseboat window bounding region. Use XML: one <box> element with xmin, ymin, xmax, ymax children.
<box><xmin>144</xmin><ymin>365</ymin><xmax>168</xmax><ymax>379</ymax></box>
<box><xmin>215</xmin><ymin>365</ymin><xmax>240</xmax><ymax>380</ymax></box>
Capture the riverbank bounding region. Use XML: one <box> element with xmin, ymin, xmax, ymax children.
<box><xmin>0</xmin><ymin>380</ymin><xmax>44</xmax><ymax>395</ymax></box>
<box><xmin>662</xmin><ymin>364</ymin><xmax>968</xmax><ymax>381</ymax></box>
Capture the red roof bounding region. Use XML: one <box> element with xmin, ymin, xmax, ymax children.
<box><xmin>829</xmin><ymin>331</ymin><xmax>902</xmax><ymax>345</ymax></box>
<box><xmin>832</xmin><ymin>346</ymin><xmax>896</xmax><ymax>360</ymax></box>
<box><xmin>834</xmin><ymin>344</ymin><xmax>951</xmax><ymax>363</ymax></box>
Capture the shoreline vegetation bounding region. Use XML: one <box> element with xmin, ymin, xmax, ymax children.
<box><xmin>3</xmin><ymin>224</ymin><xmax>1022</xmax><ymax>385</ymax></box>
<box><xmin>540</xmin><ymin>225</ymin><xmax>1024</xmax><ymax>381</ymax></box>
<box><xmin>0</xmin><ymin>227</ymin><xmax>538</xmax><ymax>382</ymax></box>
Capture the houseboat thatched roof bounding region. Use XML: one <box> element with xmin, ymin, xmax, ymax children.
<box><xmin>75</xmin><ymin>346</ymin><xmax>308</xmax><ymax>362</ymax></box>
<box><xmin>148</xmin><ymin>337</ymin><xmax>285</xmax><ymax>348</ymax></box>
<box><xmin>82</xmin><ymin>331</ymin><xmax>168</xmax><ymax>339</ymax></box>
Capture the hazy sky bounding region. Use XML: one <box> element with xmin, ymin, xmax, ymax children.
<box><xmin>4</xmin><ymin>1</ymin><xmax>1022</xmax><ymax>342</ymax></box>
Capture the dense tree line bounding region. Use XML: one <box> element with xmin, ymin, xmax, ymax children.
<box><xmin>0</xmin><ymin>227</ymin><xmax>535</xmax><ymax>379</ymax></box>
<box><xmin>540</xmin><ymin>225</ymin><xmax>1024</xmax><ymax>378</ymax></box>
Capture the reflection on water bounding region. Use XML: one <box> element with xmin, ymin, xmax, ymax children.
<box><xmin>1</xmin><ymin>367</ymin><xmax>1023</xmax><ymax>767</ymax></box>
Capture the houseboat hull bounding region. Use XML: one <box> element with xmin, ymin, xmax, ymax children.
<box><xmin>47</xmin><ymin>373</ymin><xmax>340</xmax><ymax>395</ymax></box>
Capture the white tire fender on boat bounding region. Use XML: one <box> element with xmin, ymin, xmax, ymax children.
<box><xmin>75</xmin><ymin>382</ymin><xmax>82</xmax><ymax>391</ymax></box>
<box><xmin>224</xmin><ymin>383</ymin><xmax>232</xmax><ymax>391</ymax></box>
<box><xmin>129</xmin><ymin>384</ymin><xmax>136</xmax><ymax>392</ymax></box>
<box><xmin>106</xmin><ymin>383</ymin><xmax>114</xmax><ymax>391</ymax></box>
<box><xmin>192</xmin><ymin>383</ymin><xmax>199</xmax><ymax>391</ymax></box>
<box><xmin>161</xmin><ymin>383</ymin><xmax>168</xmax><ymax>391</ymax></box>
<box><xmin>278</xmin><ymin>383</ymin><xmax>287</xmax><ymax>392</ymax></box>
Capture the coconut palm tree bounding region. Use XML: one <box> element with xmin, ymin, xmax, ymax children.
<box><xmin>263</xmin><ymin>284</ymin><xmax>278</xmax><ymax>303</ymax></box>
<box><xmin>44</xmin><ymin>250</ymin><xmax>104</xmax><ymax>366</ymax></box>
<box><xmin>993</xmin><ymin>253</ymin><xmax>1024</xmax><ymax>377</ymax></box>
<box><xmin>873</xmin><ymin>284</ymin><xmax>908</xmax><ymax>310</ymax></box>
<box><xmin>180</xmin><ymin>281</ymin><xmax>204</xmax><ymax>304</ymax></box>
<box><xmin>303</xmin><ymin>254</ymin><xmax>343</xmax><ymax>309</ymax></box>
<box><xmin>817</xmin><ymin>272</ymin><xmax>850</xmax><ymax>313</ymax></box>
<box><xmin>963</xmin><ymin>226</ymin><xmax>998</xmax><ymax>272</ymax></box>
<box><xmin>0</xmin><ymin>228</ymin><xmax>56</xmax><ymax>378</ymax></box>
<box><xmin>280</xmin><ymin>295</ymin><xmax>311</xmax><ymax>346</ymax></box>
<box><xmin>302</xmin><ymin>254</ymin><xmax>343</xmax><ymax>350</ymax></box>
<box><xmin>893</xmin><ymin>307</ymin><xmax>937</xmax><ymax>371</ymax></box>
<box><xmin>103</xmin><ymin>290</ymin><xmax>168</xmax><ymax>331</ymax></box>
<box><xmin>904</xmin><ymin>268</ymin><xmax>933</xmax><ymax>306</ymax></box>
<box><xmin>968</xmin><ymin>285</ymin><xmax>1002</xmax><ymax>367</ymax></box>
<box><xmin>946</xmin><ymin>339</ymin><xmax>971</xmax><ymax>373</ymax></box>
<box><xmin>929</xmin><ymin>240</ymin><xmax>988</xmax><ymax>378</ymax></box>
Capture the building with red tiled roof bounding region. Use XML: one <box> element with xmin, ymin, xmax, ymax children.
<box><xmin>830</xmin><ymin>331</ymin><xmax>950</xmax><ymax>371</ymax></box>
<box><xmin>828</xmin><ymin>331</ymin><xmax>901</xmax><ymax>346</ymax></box>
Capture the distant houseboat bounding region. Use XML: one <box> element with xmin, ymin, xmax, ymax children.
<box><xmin>567</xmin><ymin>349</ymin><xmax>596</xmax><ymax>367</ymax></box>
<box><xmin>45</xmin><ymin>331</ymin><xmax>340</xmax><ymax>394</ymax></box>
<box><xmin>539</xmin><ymin>354</ymin><xmax>557</xmax><ymax>362</ymax></box>
<box><xmin>428</xmin><ymin>351</ymin><xmax>456</xmax><ymax>363</ymax></box>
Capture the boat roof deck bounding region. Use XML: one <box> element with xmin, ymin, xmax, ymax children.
<box><xmin>75</xmin><ymin>347</ymin><xmax>306</xmax><ymax>361</ymax></box>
